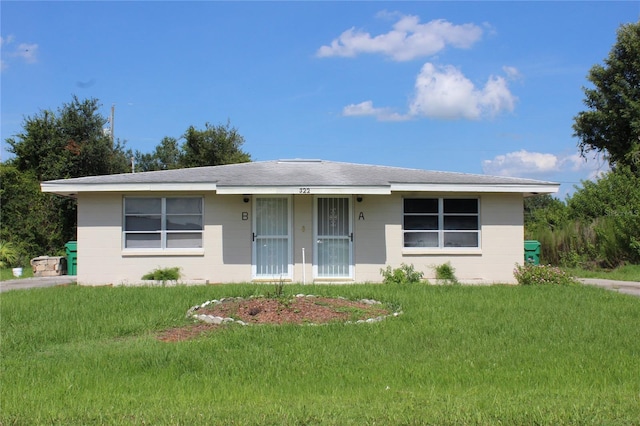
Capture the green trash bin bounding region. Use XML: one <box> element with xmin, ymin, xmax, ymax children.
<box><xmin>524</xmin><ymin>240</ymin><xmax>541</xmax><ymax>265</ymax></box>
<box><xmin>65</xmin><ymin>241</ymin><xmax>77</xmax><ymax>276</ymax></box>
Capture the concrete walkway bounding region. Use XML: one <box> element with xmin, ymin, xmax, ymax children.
<box><xmin>0</xmin><ymin>276</ymin><xmax>77</xmax><ymax>293</ymax></box>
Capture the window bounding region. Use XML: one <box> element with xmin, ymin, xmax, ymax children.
<box><xmin>403</xmin><ymin>198</ymin><xmax>479</xmax><ymax>248</ymax></box>
<box><xmin>124</xmin><ymin>197</ymin><xmax>203</xmax><ymax>250</ymax></box>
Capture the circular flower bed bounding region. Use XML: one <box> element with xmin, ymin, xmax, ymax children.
<box><xmin>157</xmin><ymin>295</ymin><xmax>401</xmax><ymax>342</ymax></box>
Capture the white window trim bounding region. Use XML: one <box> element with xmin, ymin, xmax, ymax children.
<box><xmin>122</xmin><ymin>249</ymin><xmax>205</xmax><ymax>257</ymax></box>
<box><xmin>122</xmin><ymin>196</ymin><xmax>204</xmax><ymax>254</ymax></box>
<box><xmin>402</xmin><ymin>197</ymin><xmax>481</xmax><ymax>253</ymax></box>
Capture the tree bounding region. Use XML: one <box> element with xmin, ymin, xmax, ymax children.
<box><xmin>181</xmin><ymin>121</ymin><xmax>251</xmax><ymax>168</ymax></box>
<box><xmin>524</xmin><ymin>194</ymin><xmax>568</xmax><ymax>231</ymax></box>
<box><xmin>2</xmin><ymin>96</ymin><xmax>131</xmax><ymax>261</ymax></box>
<box><xmin>3</xmin><ymin>96</ymin><xmax>251</xmax><ymax>259</ymax></box>
<box><xmin>6</xmin><ymin>95</ymin><xmax>131</xmax><ymax>180</ymax></box>
<box><xmin>134</xmin><ymin>137</ymin><xmax>182</xmax><ymax>172</ymax></box>
<box><xmin>573</xmin><ymin>21</ymin><xmax>640</xmax><ymax>173</ymax></box>
<box><xmin>133</xmin><ymin>123</ymin><xmax>251</xmax><ymax>172</ymax></box>
<box><xmin>530</xmin><ymin>21</ymin><xmax>640</xmax><ymax>267</ymax></box>
<box><xmin>0</xmin><ymin>165</ymin><xmax>65</xmax><ymax>261</ymax></box>
<box><xmin>525</xmin><ymin>168</ymin><xmax>640</xmax><ymax>267</ymax></box>
<box><xmin>567</xmin><ymin>167</ymin><xmax>640</xmax><ymax>266</ymax></box>
<box><xmin>568</xmin><ymin>166</ymin><xmax>640</xmax><ymax>221</ymax></box>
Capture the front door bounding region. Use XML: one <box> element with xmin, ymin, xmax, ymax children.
<box><xmin>252</xmin><ymin>196</ymin><xmax>292</xmax><ymax>279</ymax></box>
<box><xmin>314</xmin><ymin>197</ymin><xmax>353</xmax><ymax>279</ymax></box>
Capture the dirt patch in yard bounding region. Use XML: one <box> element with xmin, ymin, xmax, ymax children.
<box><xmin>157</xmin><ymin>296</ymin><xmax>391</xmax><ymax>342</ymax></box>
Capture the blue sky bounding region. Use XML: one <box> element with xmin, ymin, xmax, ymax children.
<box><xmin>2</xmin><ymin>1</ymin><xmax>638</xmax><ymax>196</ymax></box>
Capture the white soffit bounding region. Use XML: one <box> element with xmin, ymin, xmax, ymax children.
<box><xmin>390</xmin><ymin>183</ymin><xmax>560</xmax><ymax>194</ymax></box>
<box><xmin>215</xmin><ymin>186</ymin><xmax>391</xmax><ymax>195</ymax></box>
<box><xmin>41</xmin><ymin>182</ymin><xmax>218</xmax><ymax>195</ymax></box>
<box><xmin>41</xmin><ymin>182</ymin><xmax>559</xmax><ymax>196</ymax></box>
<box><xmin>41</xmin><ymin>181</ymin><xmax>559</xmax><ymax>196</ymax></box>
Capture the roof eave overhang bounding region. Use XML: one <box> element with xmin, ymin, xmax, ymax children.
<box><xmin>40</xmin><ymin>182</ymin><xmax>218</xmax><ymax>197</ymax></box>
<box><xmin>41</xmin><ymin>182</ymin><xmax>560</xmax><ymax>197</ymax></box>
<box><xmin>215</xmin><ymin>186</ymin><xmax>391</xmax><ymax>195</ymax></box>
<box><xmin>390</xmin><ymin>183</ymin><xmax>560</xmax><ymax>194</ymax></box>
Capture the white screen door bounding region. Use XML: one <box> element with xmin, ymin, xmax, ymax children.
<box><xmin>253</xmin><ymin>197</ymin><xmax>292</xmax><ymax>279</ymax></box>
<box><xmin>315</xmin><ymin>197</ymin><xmax>352</xmax><ymax>278</ymax></box>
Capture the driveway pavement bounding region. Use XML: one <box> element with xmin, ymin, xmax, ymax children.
<box><xmin>578</xmin><ymin>278</ymin><xmax>640</xmax><ymax>297</ymax></box>
<box><xmin>0</xmin><ymin>276</ymin><xmax>77</xmax><ymax>293</ymax></box>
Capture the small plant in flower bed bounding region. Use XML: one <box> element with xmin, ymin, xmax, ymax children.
<box><xmin>514</xmin><ymin>263</ymin><xmax>579</xmax><ymax>286</ymax></box>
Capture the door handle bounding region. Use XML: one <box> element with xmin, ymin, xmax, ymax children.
<box><xmin>350</xmin><ymin>232</ymin><xmax>353</xmax><ymax>242</ymax></box>
<box><xmin>252</xmin><ymin>232</ymin><xmax>256</xmax><ymax>242</ymax></box>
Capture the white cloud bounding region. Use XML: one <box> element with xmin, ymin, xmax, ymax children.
<box><xmin>502</xmin><ymin>65</ymin><xmax>522</xmax><ymax>80</ymax></box>
<box><xmin>408</xmin><ymin>63</ymin><xmax>517</xmax><ymax>120</ymax></box>
<box><xmin>1</xmin><ymin>35</ymin><xmax>12</xmax><ymax>70</ymax></box>
<box><xmin>563</xmin><ymin>152</ymin><xmax>610</xmax><ymax>179</ymax></box>
<box><xmin>317</xmin><ymin>14</ymin><xmax>483</xmax><ymax>61</ymax></box>
<box><xmin>342</xmin><ymin>100</ymin><xmax>378</xmax><ymax>116</ymax></box>
<box><xmin>15</xmin><ymin>43</ymin><xmax>38</xmax><ymax>63</ymax></box>
<box><xmin>1</xmin><ymin>35</ymin><xmax>38</xmax><ymax>71</ymax></box>
<box><xmin>0</xmin><ymin>35</ymin><xmax>15</xmax><ymax>46</ymax></box>
<box><xmin>342</xmin><ymin>101</ymin><xmax>409</xmax><ymax>122</ymax></box>
<box><xmin>325</xmin><ymin>14</ymin><xmax>517</xmax><ymax>122</ymax></box>
<box><xmin>564</xmin><ymin>153</ymin><xmax>588</xmax><ymax>172</ymax></box>
<box><xmin>482</xmin><ymin>150</ymin><xmax>559</xmax><ymax>176</ymax></box>
<box><xmin>482</xmin><ymin>150</ymin><xmax>609</xmax><ymax>178</ymax></box>
<box><xmin>342</xmin><ymin>64</ymin><xmax>518</xmax><ymax>121</ymax></box>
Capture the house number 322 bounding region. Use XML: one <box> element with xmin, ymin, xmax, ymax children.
<box><xmin>299</xmin><ymin>188</ymin><xmax>310</xmax><ymax>194</ymax></box>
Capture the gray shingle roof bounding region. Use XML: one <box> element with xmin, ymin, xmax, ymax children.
<box><xmin>43</xmin><ymin>159</ymin><xmax>557</xmax><ymax>187</ymax></box>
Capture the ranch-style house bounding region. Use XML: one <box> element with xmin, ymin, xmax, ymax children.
<box><xmin>41</xmin><ymin>159</ymin><xmax>559</xmax><ymax>285</ymax></box>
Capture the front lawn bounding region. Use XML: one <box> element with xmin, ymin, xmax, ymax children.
<box><xmin>2</xmin><ymin>283</ymin><xmax>639</xmax><ymax>424</ymax></box>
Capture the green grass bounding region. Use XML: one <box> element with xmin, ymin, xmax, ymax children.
<box><xmin>563</xmin><ymin>264</ymin><xmax>640</xmax><ymax>281</ymax></box>
<box><xmin>2</xmin><ymin>283</ymin><xmax>640</xmax><ymax>424</ymax></box>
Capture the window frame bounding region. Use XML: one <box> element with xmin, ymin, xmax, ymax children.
<box><xmin>403</xmin><ymin>197</ymin><xmax>480</xmax><ymax>250</ymax></box>
<box><xmin>123</xmin><ymin>196</ymin><xmax>204</xmax><ymax>252</ymax></box>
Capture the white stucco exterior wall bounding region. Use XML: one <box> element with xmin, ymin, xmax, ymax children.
<box><xmin>352</xmin><ymin>193</ymin><xmax>524</xmax><ymax>284</ymax></box>
<box><xmin>292</xmin><ymin>195</ymin><xmax>314</xmax><ymax>284</ymax></box>
<box><xmin>77</xmin><ymin>192</ymin><xmax>255</xmax><ymax>285</ymax></box>
<box><xmin>75</xmin><ymin>191</ymin><xmax>524</xmax><ymax>285</ymax></box>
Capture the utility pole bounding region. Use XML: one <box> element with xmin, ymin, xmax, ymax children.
<box><xmin>109</xmin><ymin>104</ymin><xmax>115</xmax><ymax>146</ymax></box>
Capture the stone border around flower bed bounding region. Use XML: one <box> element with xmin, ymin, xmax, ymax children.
<box><xmin>186</xmin><ymin>294</ymin><xmax>403</xmax><ymax>326</ymax></box>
